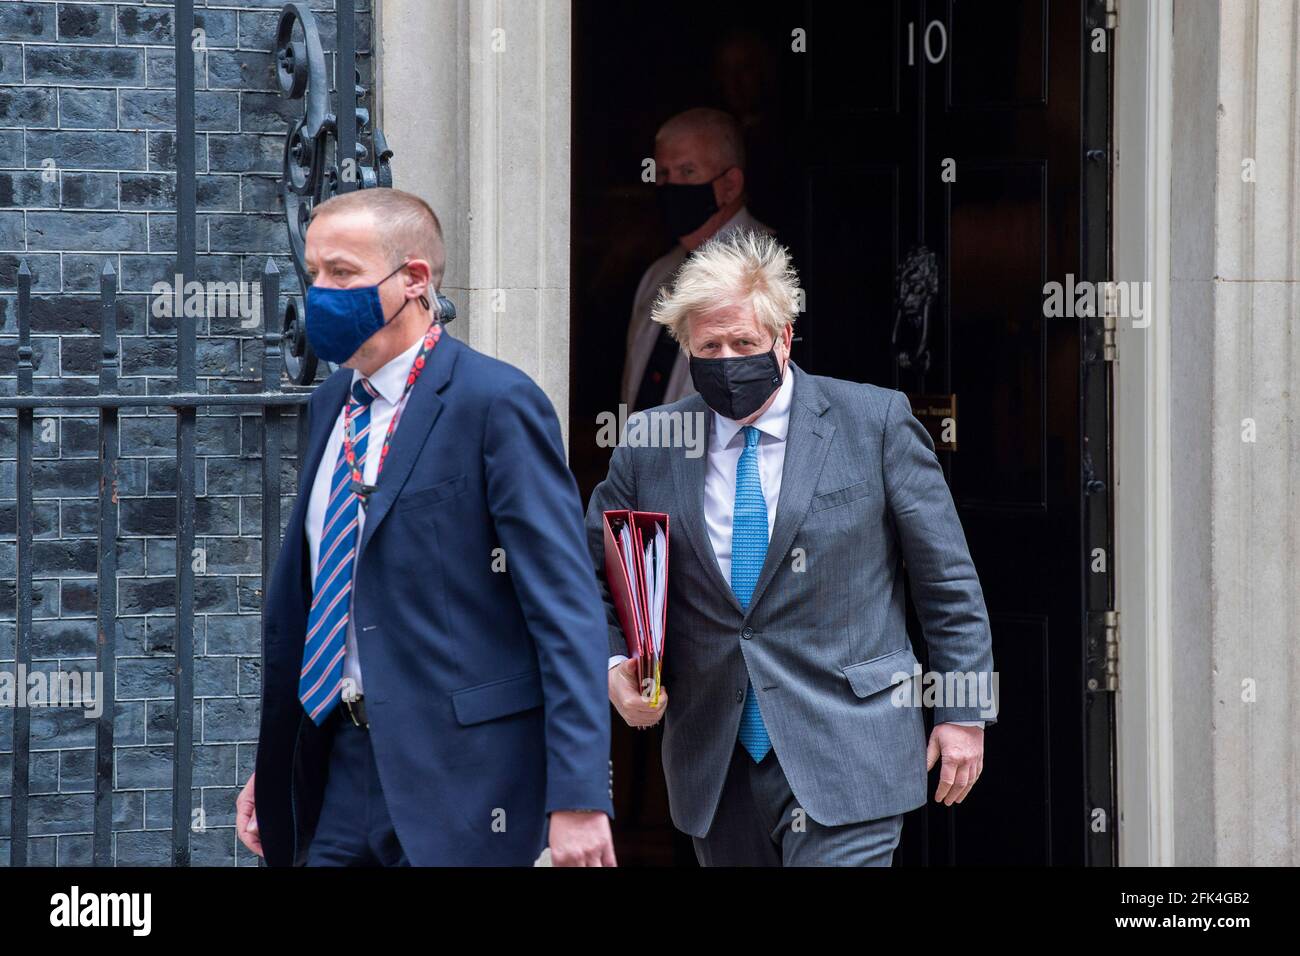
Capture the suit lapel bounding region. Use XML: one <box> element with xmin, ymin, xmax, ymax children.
<box><xmin>744</xmin><ymin>364</ymin><xmax>833</xmax><ymax>619</ymax></box>
<box><xmin>356</xmin><ymin>330</ymin><xmax>462</xmax><ymax>558</ymax></box>
<box><xmin>278</xmin><ymin>372</ymin><xmax>349</xmax><ymax>611</ymax></box>
<box><xmin>287</xmin><ymin>371</ymin><xmax>349</xmax><ymax>539</ymax></box>
<box><xmin>669</xmin><ymin>397</ymin><xmax>744</xmax><ymax>616</ymax></box>
<box><xmin>303</xmin><ymin>374</ymin><xmax>349</xmax><ymax>490</ymax></box>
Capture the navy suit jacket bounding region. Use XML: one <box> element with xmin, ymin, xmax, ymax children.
<box><xmin>255</xmin><ymin>329</ymin><xmax>613</xmax><ymax>866</ymax></box>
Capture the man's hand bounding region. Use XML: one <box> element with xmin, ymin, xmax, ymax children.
<box><xmin>236</xmin><ymin>773</ymin><xmax>263</xmax><ymax>858</ymax></box>
<box><xmin>549</xmin><ymin>811</ymin><xmax>617</xmax><ymax>866</ymax></box>
<box><xmin>925</xmin><ymin>723</ymin><xmax>984</xmax><ymax>806</ymax></box>
<box><xmin>608</xmin><ymin>657</ymin><xmax>667</xmax><ymax>728</ymax></box>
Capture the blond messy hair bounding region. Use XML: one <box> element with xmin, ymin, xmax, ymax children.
<box><xmin>652</xmin><ymin>230</ymin><xmax>800</xmax><ymax>347</ymax></box>
<box><xmin>310</xmin><ymin>187</ymin><xmax>447</xmax><ymax>288</ymax></box>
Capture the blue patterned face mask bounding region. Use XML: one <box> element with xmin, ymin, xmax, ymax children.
<box><xmin>305</xmin><ymin>262</ymin><xmax>410</xmax><ymax>364</ymax></box>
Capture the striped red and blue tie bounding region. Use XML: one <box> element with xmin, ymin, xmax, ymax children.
<box><xmin>300</xmin><ymin>378</ymin><xmax>379</xmax><ymax>724</ymax></box>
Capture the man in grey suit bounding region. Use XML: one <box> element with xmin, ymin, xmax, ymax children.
<box><xmin>586</xmin><ymin>230</ymin><xmax>997</xmax><ymax>866</ymax></box>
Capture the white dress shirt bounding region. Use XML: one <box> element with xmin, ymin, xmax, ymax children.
<box><xmin>606</xmin><ymin>364</ymin><xmax>983</xmax><ymax>730</ymax></box>
<box><xmin>610</xmin><ymin>365</ymin><xmax>789</xmax><ymax>672</ymax></box>
<box><xmin>701</xmin><ymin>357</ymin><xmax>794</xmax><ymax>583</ymax></box>
<box><xmin>305</xmin><ymin>335</ymin><xmax>424</xmax><ymax>697</ymax></box>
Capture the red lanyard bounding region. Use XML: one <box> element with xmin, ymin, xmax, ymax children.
<box><xmin>342</xmin><ymin>321</ymin><xmax>443</xmax><ymax>505</ymax></box>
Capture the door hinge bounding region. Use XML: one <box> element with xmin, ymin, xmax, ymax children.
<box><xmin>1105</xmin><ymin>0</ymin><xmax>1118</xmax><ymax>30</ymax></box>
<box><xmin>1087</xmin><ymin>609</ymin><xmax>1120</xmax><ymax>692</ymax></box>
<box><xmin>1103</xmin><ymin>610</ymin><xmax>1119</xmax><ymax>691</ymax></box>
<box><xmin>1101</xmin><ymin>281</ymin><xmax>1118</xmax><ymax>361</ymax></box>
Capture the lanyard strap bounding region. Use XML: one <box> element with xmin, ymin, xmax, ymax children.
<box><xmin>342</xmin><ymin>321</ymin><xmax>443</xmax><ymax>503</ymax></box>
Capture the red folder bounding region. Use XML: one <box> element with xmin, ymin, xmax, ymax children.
<box><xmin>602</xmin><ymin>510</ymin><xmax>669</xmax><ymax>703</ymax></box>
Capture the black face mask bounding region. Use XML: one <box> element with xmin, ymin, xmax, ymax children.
<box><xmin>689</xmin><ymin>336</ymin><xmax>785</xmax><ymax>421</ymax></box>
<box><xmin>655</xmin><ymin>168</ymin><xmax>731</xmax><ymax>238</ymax></box>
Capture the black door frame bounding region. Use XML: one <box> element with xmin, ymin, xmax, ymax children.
<box><xmin>569</xmin><ymin>0</ymin><xmax>1118</xmax><ymax>866</ymax></box>
<box><xmin>1080</xmin><ymin>0</ymin><xmax>1118</xmax><ymax>868</ymax></box>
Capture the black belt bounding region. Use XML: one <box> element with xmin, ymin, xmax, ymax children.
<box><xmin>342</xmin><ymin>694</ymin><xmax>369</xmax><ymax>730</ymax></box>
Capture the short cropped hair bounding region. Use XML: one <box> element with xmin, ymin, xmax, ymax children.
<box><xmin>655</xmin><ymin>107</ymin><xmax>746</xmax><ymax>171</ymax></box>
<box><xmin>651</xmin><ymin>230</ymin><xmax>800</xmax><ymax>347</ymax></box>
<box><xmin>310</xmin><ymin>187</ymin><xmax>446</xmax><ymax>288</ymax></box>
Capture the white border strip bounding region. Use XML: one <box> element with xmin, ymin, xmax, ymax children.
<box><xmin>1113</xmin><ymin>0</ymin><xmax>1176</xmax><ymax>866</ymax></box>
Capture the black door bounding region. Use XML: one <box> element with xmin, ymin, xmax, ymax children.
<box><xmin>571</xmin><ymin>0</ymin><xmax>1115</xmax><ymax>866</ymax></box>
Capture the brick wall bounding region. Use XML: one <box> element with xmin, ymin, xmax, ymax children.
<box><xmin>0</xmin><ymin>0</ymin><xmax>374</xmax><ymax>866</ymax></box>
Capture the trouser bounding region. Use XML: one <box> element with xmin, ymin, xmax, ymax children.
<box><xmin>305</xmin><ymin>706</ymin><xmax>410</xmax><ymax>866</ymax></box>
<box><xmin>692</xmin><ymin>740</ymin><xmax>904</xmax><ymax>867</ymax></box>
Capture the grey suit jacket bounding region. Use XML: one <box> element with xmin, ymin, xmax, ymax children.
<box><xmin>584</xmin><ymin>363</ymin><xmax>996</xmax><ymax>837</ymax></box>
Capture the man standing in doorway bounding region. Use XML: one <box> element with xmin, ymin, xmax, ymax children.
<box><xmin>590</xmin><ymin>231</ymin><xmax>996</xmax><ymax>866</ymax></box>
<box><xmin>622</xmin><ymin>107</ymin><xmax>774</xmax><ymax>412</ymax></box>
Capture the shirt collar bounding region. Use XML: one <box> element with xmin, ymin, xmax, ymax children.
<box><xmin>712</xmin><ymin>360</ymin><xmax>796</xmax><ymax>451</ymax></box>
<box><xmin>352</xmin><ymin>334</ymin><xmax>424</xmax><ymax>406</ymax></box>
<box><xmin>714</xmin><ymin>206</ymin><xmax>752</xmax><ymax>241</ymax></box>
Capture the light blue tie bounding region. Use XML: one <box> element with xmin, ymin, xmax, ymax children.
<box><xmin>732</xmin><ymin>425</ymin><xmax>772</xmax><ymax>762</ymax></box>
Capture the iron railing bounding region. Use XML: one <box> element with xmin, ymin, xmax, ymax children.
<box><xmin>1</xmin><ymin>0</ymin><xmax>387</xmax><ymax>865</ymax></box>
<box><xmin>275</xmin><ymin>0</ymin><xmax>393</xmax><ymax>385</ymax></box>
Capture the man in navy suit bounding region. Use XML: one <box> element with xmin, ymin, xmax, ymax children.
<box><xmin>235</xmin><ymin>188</ymin><xmax>615</xmax><ymax>866</ymax></box>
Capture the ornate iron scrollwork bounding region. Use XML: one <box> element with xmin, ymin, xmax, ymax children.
<box><xmin>273</xmin><ymin>2</ymin><xmax>393</xmax><ymax>385</ymax></box>
<box><xmin>891</xmin><ymin>244</ymin><xmax>939</xmax><ymax>385</ymax></box>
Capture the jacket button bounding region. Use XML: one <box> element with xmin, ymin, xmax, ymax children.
<box><xmin>741</xmin><ymin>627</ymin><xmax>753</xmax><ymax>639</ymax></box>
<box><xmin>735</xmin><ymin>689</ymin><xmax>745</xmax><ymax>703</ymax></box>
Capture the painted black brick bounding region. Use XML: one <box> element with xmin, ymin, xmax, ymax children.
<box><xmin>57</xmin><ymin>4</ymin><xmax>117</xmax><ymax>43</ymax></box>
<box><xmin>0</xmin><ymin>4</ymin><xmax>58</xmax><ymax>40</ymax></box>
<box><xmin>0</xmin><ymin>1</ymin><xmax>376</xmax><ymax>866</ymax></box>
